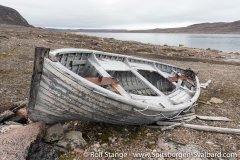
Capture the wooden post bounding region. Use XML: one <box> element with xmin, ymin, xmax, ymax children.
<box><xmin>27</xmin><ymin>47</ymin><xmax>50</xmax><ymax>113</ymax></box>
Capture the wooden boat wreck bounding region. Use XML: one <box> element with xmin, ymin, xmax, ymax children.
<box><xmin>27</xmin><ymin>47</ymin><xmax>200</xmax><ymax>125</ymax></box>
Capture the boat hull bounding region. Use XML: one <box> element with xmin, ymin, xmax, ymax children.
<box><xmin>28</xmin><ymin>47</ymin><xmax>200</xmax><ymax>125</ymax></box>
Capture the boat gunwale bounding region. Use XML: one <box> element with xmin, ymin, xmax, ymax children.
<box><xmin>50</xmin><ymin>48</ymin><xmax>186</xmax><ymax>71</ymax></box>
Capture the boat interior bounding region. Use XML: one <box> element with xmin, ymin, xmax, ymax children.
<box><xmin>55</xmin><ymin>51</ymin><xmax>197</xmax><ymax>106</ymax></box>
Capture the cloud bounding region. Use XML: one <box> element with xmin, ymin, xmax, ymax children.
<box><xmin>1</xmin><ymin>0</ymin><xmax>240</xmax><ymax>29</ymax></box>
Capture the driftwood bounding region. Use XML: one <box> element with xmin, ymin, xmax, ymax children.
<box><xmin>0</xmin><ymin>110</ymin><xmax>14</xmax><ymax>122</ymax></box>
<box><xmin>12</xmin><ymin>100</ymin><xmax>28</xmax><ymax>112</ymax></box>
<box><xmin>156</xmin><ymin>121</ymin><xmax>240</xmax><ymax>135</ymax></box>
<box><xmin>196</xmin><ymin>115</ymin><xmax>232</xmax><ymax>122</ymax></box>
<box><xmin>198</xmin><ymin>100</ymin><xmax>210</xmax><ymax>105</ymax></box>
<box><xmin>0</xmin><ymin>100</ymin><xmax>28</xmax><ymax>113</ymax></box>
<box><xmin>0</xmin><ymin>102</ymin><xmax>15</xmax><ymax>113</ymax></box>
<box><xmin>161</xmin><ymin>123</ymin><xmax>183</xmax><ymax>131</ymax></box>
<box><xmin>200</xmin><ymin>80</ymin><xmax>211</xmax><ymax>88</ymax></box>
<box><xmin>169</xmin><ymin>113</ymin><xmax>232</xmax><ymax>122</ymax></box>
<box><xmin>170</xmin><ymin>115</ymin><xmax>196</xmax><ymax>122</ymax></box>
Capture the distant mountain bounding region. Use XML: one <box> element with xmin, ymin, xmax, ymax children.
<box><xmin>51</xmin><ymin>20</ymin><xmax>240</xmax><ymax>34</ymax></box>
<box><xmin>0</xmin><ymin>5</ymin><xmax>31</xmax><ymax>27</ymax></box>
<box><xmin>47</xmin><ymin>28</ymin><xmax>128</xmax><ymax>33</ymax></box>
<box><xmin>130</xmin><ymin>21</ymin><xmax>240</xmax><ymax>34</ymax></box>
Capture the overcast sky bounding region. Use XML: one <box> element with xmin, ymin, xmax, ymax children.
<box><xmin>1</xmin><ymin>0</ymin><xmax>240</xmax><ymax>29</ymax></box>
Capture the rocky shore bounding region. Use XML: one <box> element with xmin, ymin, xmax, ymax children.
<box><xmin>0</xmin><ymin>25</ymin><xmax>240</xmax><ymax>159</ymax></box>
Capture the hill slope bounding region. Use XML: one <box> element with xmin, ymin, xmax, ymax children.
<box><xmin>130</xmin><ymin>21</ymin><xmax>240</xmax><ymax>34</ymax></box>
<box><xmin>0</xmin><ymin>5</ymin><xmax>31</xmax><ymax>27</ymax></box>
<box><xmin>54</xmin><ymin>21</ymin><xmax>240</xmax><ymax>34</ymax></box>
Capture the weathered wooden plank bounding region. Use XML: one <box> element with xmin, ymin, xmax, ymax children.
<box><xmin>72</xmin><ymin>59</ymin><xmax>87</xmax><ymax>66</ymax></box>
<box><xmin>65</xmin><ymin>53</ymin><xmax>74</xmax><ymax>69</ymax></box>
<box><xmin>71</xmin><ymin>53</ymin><xmax>82</xmax><ymax>73</ymax></box>
<box><xmin>0</xmin><ymin>110</ymin><xmax>14</xmax><ymax>122</ymax></box>
<box><xmin>60</xmin><ymin>54</ymin><xmax>67</xmax><ymax>66</ymax></box>
<box><xmin>40</xmin><ymin>68</ymin><xmax>142</xmax><ymax>122</ymax></box>
<box><xmin>28</xmin><ymin>47</ymin><xmax>50</xmax><ymax>113</ymax></box>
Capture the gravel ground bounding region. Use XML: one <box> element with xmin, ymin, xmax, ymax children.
<box><xmin>0</xmin><ymin>25</ymin><xmax>239</xmax><ymax>159</ymax></box>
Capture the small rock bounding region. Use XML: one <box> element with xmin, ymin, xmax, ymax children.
<box><xmin>57</xmin><ymin>131</ymin><xmax>86</xmax><ymax>150</ymax></box>
<box><xmin>93</xmin><ymin>143</ymin><xmax>101</xmax><ymax>148</ymax></box>
<box><xmin>146</xmin><ymin>133</ymin><xmax>151</xmax><ymax>137</ymax></box>
<box><xmin>206</xmin><ymin>101</ymin><xmax>211</xmax><ymax>105</ymax></box>
<box><xmin>148</xmin><ymin>141</ymin><xmax>155</xmax><ymax>145</ymax></box>
<box><xmin>209</xmin><ymin>97</ymin><xmax>224</xmax><ymax>104</ymax></box>
<box><xmin>206</xmin><ymin>141</ymin><xmax>220</xmax><ymax>148</ymax></box>
<box><xmin>73</xmin><ymin>148</ymin><xmax>84</xmax><ymax>154</ymax></box>
<box><xmin>44</xmin><ymin>123</ymin><xmax>64</xmax><ymax>142</ymax></box>
<box><xmin>62</xmin><ymin>124</ymin><xmax>69</xmax><ymax>132</ymax></box>
<box><xmin>206</xmin><ymin>140</ymin><xmax>214</xmax><ymax>145</ymax></box>
<box><xmin>101</xmin><ymin>143</ymin><xmax>108</xmax><ymax>147</ymax></box>
<box><xmin>108</xmin><ymin>137</ymin><xmax>117</xmax><ymax>143</ymax></box>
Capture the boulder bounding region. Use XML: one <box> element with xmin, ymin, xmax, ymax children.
<box><xmin>27</xmin><ymin>141</ymin><xmax>59</xmax><ymax>160</ymax></box>
<box><xmin>0</xmin><ymin>122</ymin><xmax>46</xmax><ymax>160</ymax></box>
<box><xmin>44</xmin><ymin>123</ymin><xmax>64</xmax><ymax>142</ymax></box>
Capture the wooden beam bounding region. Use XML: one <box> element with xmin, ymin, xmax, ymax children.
<box><xmin>196</xmin><ymin>115</ymin><xmax>232</xmax><ymax>122</ymax></box>
<box><xmin>87</xmin><ymin>54</ymin><xmax>112</xmax><ymax>77</ymax></box>
<box><xmin>86</xmin><ymin>54</ymin><xmax>130</xmax><ymax>98</ymax></box>
<box><xmin>156</xmin><ymin>121</ymin><xmax>240</xmax><ymax>135</ymax></box>
<box><xmin>84</xmin><ymin>77</ymin><xmax>114</xmax><ymax>86</ymax></box>
<box><xmin>28</xmin><ymin>47</ymin><xmax>50</xmax><ymax>112</ymax></box>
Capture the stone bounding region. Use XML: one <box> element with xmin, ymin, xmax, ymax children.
<box><xmin>0</xmin><ymin>122</ymin><xmax>45</xmax><ymax>160</ymax></box>
<box><xmin>209</xmin><ymin>97</ymin><xmax>224</xmax><ymax>104</ymax></box>
<box><xmin>93</xmin><ymin>143</ymin><xmax>101</xmax><ymax>148</ymax></box>
<box><xmin>57</xmin><ymin>131</ymin><xmax>87</xmax><ymax>150</ymax></box>
<box><xmin>108</xmin><ymin>137</ymin><xmax>117</xmax><ymax>143</ymax></box>
<box><xmin>148</xmin><ymin>141</ymin><xmax>155</xmax><ymax>145</ymax></box>
<box><xmin>146</xmin><ymin>133</ymin><xmax>151</xmax><ymax>137</ymax></box>
<box><xmin>44</xmin><ymin>123</ymin><xmax>64</xmax><ymax>142</ymax></box>
<box><xmin>27</xmin><ymin>141</ymin><xmax>59</xmax><ymax>160</ymax></box>
<box><xmin>101</xmin><ymin>143</ymin><xmax>108</xmax><ymax>147</ymax></box>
